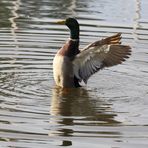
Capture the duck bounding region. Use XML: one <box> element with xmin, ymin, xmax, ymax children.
<box><xmin>53</xmin><ymin>18</ymin><xmax>131</xmax><ymax>88</ymax></box>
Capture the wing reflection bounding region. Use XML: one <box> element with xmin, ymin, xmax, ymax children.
<box><xmin>49</xmin><ymin>86</ymin><xmax>120</xmax><ymax>143</ymax></box>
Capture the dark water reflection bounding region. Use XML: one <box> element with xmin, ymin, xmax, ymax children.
<box><xmin>0</xmin><ymin>0</ymin><xmax>148</xmax><ymax>147</ymax></box>
<box><xmin>49</xmin><ymin>87</ymin><xmax>121</xmax><ymax>146</ymax></box>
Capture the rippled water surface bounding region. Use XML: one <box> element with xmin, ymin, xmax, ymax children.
<box><xmin>0</xmin><ymin>0</ymin><xmax>148</xmax><ymax>147</ymax></box>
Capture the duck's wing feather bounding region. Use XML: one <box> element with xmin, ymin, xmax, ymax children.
<box><xmin>73</xmin><ymin>33</ymin><xmax>131</xmax><ymax>83</ymax></box>
<box><xmin>81</xmin><ymin>33</ymin><xmax>122</xmax><ymax>51</ymax></box>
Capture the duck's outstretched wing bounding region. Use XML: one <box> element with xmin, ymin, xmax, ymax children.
<box><xmin>73</xmin><ymin>33</ymin><xmax>131</xmax><ymax>83</ymax></box>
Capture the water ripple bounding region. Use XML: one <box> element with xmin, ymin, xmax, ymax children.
<box><xmin>0</xmin><ymin>0</ymin><xmax>148</xmax><ymax>147</ymax></box>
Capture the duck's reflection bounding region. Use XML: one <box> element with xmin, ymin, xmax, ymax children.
<box><xmin>49</xmin><ymin>86</ymin><xmax>120</xmax><ymax>145</ymax></box>
<box><xmin>50</xmin><ymin>86</ymin><xmax>97</xmax><ymax>117</ymax></box>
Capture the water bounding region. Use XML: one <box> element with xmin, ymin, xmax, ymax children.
<box><xmin>0</xmin><ymin>0</ymin><xmax>148</xmax><ymax>147</ymax></box>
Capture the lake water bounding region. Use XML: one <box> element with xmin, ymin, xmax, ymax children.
<box><xmin>0</xmin><ymin>0</ymin><xmax>148</xmax><ymax>147</ymax></box>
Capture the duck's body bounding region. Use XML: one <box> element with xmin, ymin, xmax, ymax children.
<box><xmin>53</xmin><ymin>39</ymin><xmax>80</xmax><ymax>87</ymax></box>
<box><xmin>53</xmin><ymin>18</ymin><xmax>131</xmax><ymax>88</ymax></box>
<box><xmin>53</xmin><ymin>54</ymin><xmax>74</xmax><ymax>87</ymax></box>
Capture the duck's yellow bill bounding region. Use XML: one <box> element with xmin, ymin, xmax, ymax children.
<box><xmin>56</xmin><ymin>20</ymin><xmax>66</xmax><ymax>25</ymax></box>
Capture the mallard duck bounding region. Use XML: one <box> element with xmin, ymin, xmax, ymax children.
<box><xmin>53</xmin><ymin>18</ymin><xmax>131</xmax><ymax>88</ymax></box>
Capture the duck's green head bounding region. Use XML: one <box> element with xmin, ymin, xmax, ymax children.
<box><xmin>56</xmin><ymin>18</ymin><xmax>79</xmax><ymax>40</ymax></box>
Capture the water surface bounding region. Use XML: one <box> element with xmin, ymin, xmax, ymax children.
<box><xmin>0</xmin><ymin>0</ymin><xmax>148</xmax><ymax>147</ymax></box>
